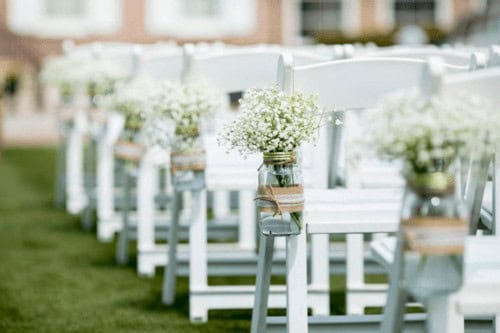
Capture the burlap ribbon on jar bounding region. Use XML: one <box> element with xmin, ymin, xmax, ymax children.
<box><xmin>402</xmin><ymin>217</ymin><xmax>467</xmax><ymax>255</ymax></box>
<box><xmin>114</xmin><ymin>141</ymin><xmax>146</xmax><ymax>162</ymax></box>
<box><xmin>170</xmin><ymin>150</ymin><xmax>206</xmax><ymax>174</ymax></box>
<box><xmin>255</xmin><ymin>185</ymin><xmax>305</xmax><ymax>215</ymax></box>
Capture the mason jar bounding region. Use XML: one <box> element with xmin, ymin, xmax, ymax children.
<box><xmin>170</xmin><ymin>134</ymin><xmax>206</xmax><ymax>192</ymax></box>
<box><xmin>400</xmin><ymin>169</ymin><xmax>468</xmax><ymax>303</ymax></box>
<box><xmin>256</xmin><ymin>151</ymin><xmax>304</xmax><ymax>236</ymax></box>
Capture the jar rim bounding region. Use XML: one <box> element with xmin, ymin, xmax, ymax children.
<box><xmin>407</xmin><ymin>172</ymin><xmax>455</xmax><ymax>195</ymax></box>
<box><xmin>263</xmin><ymin>151</ymin><xmax>295</xmax><ymax>165</ymax></box>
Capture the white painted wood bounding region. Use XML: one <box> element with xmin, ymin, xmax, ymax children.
<box><xmin>66</xmin><ymin>104</ymin><xmax>88</xmax><ymax>214</ymax></box>
<box><xmin>213</xmin><ymin>191</ymin><xmax>230</xmax><ymax>219</ymax></box>
<box><xmin>309</xmin><ymin>234</ymin><xmax>330</xmax><ymax>315</ymax></box>
<box><xmin>162</xmin><ymin>191</ymin><xmax>181</xmax><ymax>305</ymax></box>
<box><xmin>286</xmin><ymin>231</ymin><xmax>309</xmax><ymax>333</ymax></box>
<box><xmin>96</xmin><ymin>112</ymin><xmax>124</xmax><ymax>241</ymax></box>
<box><xmin>189</xmin><ymin>189</ymin><xmax>208</xmax><ymax>322</ymax></box>
<box><xmin>238</xmin><ymin>189</ymin><xmax>256</xmax><ymax>250</ymax></box>
<box><xmin>136</xmin><ymin>149</ymin><xmax>157</xmax><ymax>276</ymax></box>
<box><xmin>346</xmin><ymin>234</ymin><xmax>365</xmax><ymax>315</ymax></box>
<box><xmin>251</xmin><ymin>234</ymin><xmax>275</xmax><ymax>333</ymax></box>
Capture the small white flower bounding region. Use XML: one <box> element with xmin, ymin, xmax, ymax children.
<box><xmin>218</xmin><ymin>86</ymin><xmax>323</xmax><ymax>156</ymax></box>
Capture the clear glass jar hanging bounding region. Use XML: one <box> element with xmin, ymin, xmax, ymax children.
<box><xmin>114</xmin><ymin>129</ymin><xmax>146</xmax><ymax>165</ymax></box>
<box><xmin>256</xmin><ymin>151</ymin><xmax>304</xmax><ymax>236</ymax></box>
<box><xmin>170</xmin><ymin>131</ymin><xmax>206</xmax><ymax>192</ymax></box>
<box><xmin>399</xmin><ymin>168</ymin><xmax>468</xmax><ymax>303</ymax></box>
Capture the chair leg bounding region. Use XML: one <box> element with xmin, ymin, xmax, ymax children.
<box><xmin>116</xmin><ymin>168</ymin><xmax>131</xmax><ymax>265</ymax></box>
<box><xmin>82</xmin><ymin>140</ymin><xmax>96</xmax><ymax>230</ymax></box>
<box><xmin>346</xmin><ymin>233</ymin><xmax>365</xmax><ymax>314</ymax></box>
<box><xmin>189</xmin><ymin>189</ymin><xmax>208</xmax><ymax>322</ymax></box>
<box><xmin>286</xmin><ymin>231</ymin><xmax>309</xmax><ymax>333</ymax></box>
<box><xmin>251</xmin><ymin>233</ymin><xmax>275</xmax><ymax>333</ymax></box>
<box><xmin>426</xmin><ymin>294</ymin><xmax>464</xmax><ymax>333</ymax></box>
<box><xmin>380</xmin><ymin>239</ymin><xmax>407</xmax><ymax>333</ymax></box>
<box><xmin>310</xmin><ymin>233</ymin><xmax>330</xmax><ymax>315</ymax></box>
<box><xmin>494</xmin><ymin>315</ymin><xmax>500</xmax><ymax>333</ymax></box>
<box><xmin>163</xmin><ymin>191</ymin><xmax>181</xmax><ymax>305</ymax></box>
<box><xmin>54</xmin><ymin>139</ymin><xmax>66</xmax><ymax>209</ymax></box>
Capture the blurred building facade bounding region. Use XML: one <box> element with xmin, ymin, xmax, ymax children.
<box><xmin>0</xmin><ymin>0</ymin><xmax>489</xmax><ymax>68</ymax></box>
<box><xmin>0</xmin><ymin>0</ymin><xmax>493</xmax><ymax>146</ymax></box>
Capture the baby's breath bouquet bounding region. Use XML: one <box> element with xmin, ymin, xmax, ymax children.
<box><xmin>368</xmin><ymin>89</ymin><xmax>498</xmax><ymax>178</ymax></box>
<box><xmin>218</xmin><ymin>86</ymin><xmax>321</xmax><ymax>156</ymax></box>
<box><xmin>40</xmin><ymin>55</ymin><xmax>83</xmax><ymax>101</ymax></box>
<box><xmin>143</xmin><ymin>81</ymin><xmax>220</xmax><ymax>191</ymax></box>
<box><xmin>145</xmin><ymin>81</ymin><xmax>220</xmax><ymax>151</ymax></box>
<box><xmin>100</xmin><ymin>79</ymin><xmax>161</xmax><ymax>139</ymax></box>
<box><xmin>368</xmin><ymin>89</ymin><xmax>499</xmax><ymax>302</ymax></box>
<box><xmin>218</xmin><ymin>86</ymin><xmax>323</xmax><ymax>233</ymax></box>
<box><xmin>73</xmin><ymin>59</ymin><xmax>128</xmax><ymax>103</ymax></box>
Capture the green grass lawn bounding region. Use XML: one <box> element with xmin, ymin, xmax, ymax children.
<box><xmin>0</xmin><ymin>147</ymin><xmax>385</xmax><ymax>333</ymax></box>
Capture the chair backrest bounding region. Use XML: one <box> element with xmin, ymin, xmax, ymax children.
<box><xmin>359</xmin><ymin>46</ymin><xmax>472</xmax><ymax>67</ymax></box>
<box><xmin>183</xmin><ymin>44</ymin><xmax>329</xmax><ymax>93</ymax></box>
<box><xmin>91</xmin><ymin>43</ymin><xmax>137</xmax><ymax>79</ymax></box>
<box><xmin>279</xmin><ymin>56</ymin><xmax>469</xmax><ymax>190</ymax></box>
<box><xmin>183</xmin><ymin>45</ymin><xmax>330</xmax><ymax>188</ymax></box>
<box><xmin>441</xmin><ymin>67</ymin><xmax>500</xmax><ymax>234</ymax></box>
<box><xmin>135</xmin><ymin>47</ymin><xmax>183</xmax><ymax>81</ymax></box>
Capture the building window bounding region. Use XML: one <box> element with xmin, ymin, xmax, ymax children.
<box><xmin>44</xmin><ymin>0</ymin><xmax>85</xmax><ymax>17</ymax></box>
<box><xmin>394</xmin><ymin>0</ymin><xmax>435</xmax><ymax>26</ymax></box>
<box><xmin>300</xmin><ymin>0</ymin><xmax>342</xmax><ymax>37</ymax></box>
<box><xmin>182</xmin><ymin>0</ymin><xmax>220</xmax><ymax>18</ymax></box>
<box><xmin>145</xmin><ymin>0</ymin><xmax>256</xmax><ymax>38</ymax></box>
<box><xmin>7</xmin><ymin>0</ymin><xmax>122</xmax><ymax>37</ymax></box>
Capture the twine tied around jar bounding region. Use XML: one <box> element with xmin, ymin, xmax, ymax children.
<box><xmin>255</xmin><ymin>185</ymin><xmax>305</xmax><ymax>215</ymax></box>
<box><xmin>170</xmin><ymin>150</ymin><xmax>206</xmax><ymax>174</ymax></box>
<box><xmin>255</xmin><ymin>151</ymin><xmax>304</xmax><ymax>220</ymax></box>
<box><xmin>258</xmin><ymin>151</ymin><xmax>296</xmax><ymax>171</ymax></box>
<box><xmin>114</xmin><ymin>141</ymin><xmax>146</xmax><ymax>162</ymax></box>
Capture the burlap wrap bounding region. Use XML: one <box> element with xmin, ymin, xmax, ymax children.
<box><xmin>114</xmin><ymin>141</ymin><xmax>146</xmax><ymax>162</ymax></box>
<box><xmin>171</xmin><ymin>150</ymin><xmax>206</xmax><ymax>173</ymax></box>
<box><xmin>402</xmin><ymin>217</ymin><xmax>467</xmax><ymax>255</ymax></box>
<box><xmin>255</xmin><ymin>185</ymin><xmax>304</xmax><ymax>214</ymax></box>
<box><xmin>88</xmin><ymin>108</ymin><xmax>108</xmax><ymax>124</ymax></box>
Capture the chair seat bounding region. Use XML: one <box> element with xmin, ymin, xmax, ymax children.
<box><xmin>304</xmin><ymin>188</ymin><xmax>402</xmax><ymax>235</ymax></box>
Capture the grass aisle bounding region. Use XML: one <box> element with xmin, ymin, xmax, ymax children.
<box><xmin>0</xmin><ymin>147</ymin><xmax>253</xmax><ymax>333</ymax></box>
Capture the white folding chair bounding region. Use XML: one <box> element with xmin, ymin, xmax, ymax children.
<box><xmin>381</xmin><ymin>65</ymin><xmax>500</xmax><ymax>333</ymax></box>
<box><xmin>162</xmin><ymin>45</ymin><xmax>332</xmax><ymax>323</ymax></box>
<box><xmin>251</xmin><ymin>54</ymin><xmax>468</xmax><ymax>333</ymax></box>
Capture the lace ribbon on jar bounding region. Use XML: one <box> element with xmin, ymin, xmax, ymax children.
<box><xmin>255</xmin><ymin>152</ymin><xmax>305</xmax><ymax>219</ymax></box>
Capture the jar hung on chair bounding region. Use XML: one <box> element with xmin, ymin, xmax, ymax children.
<box><xmin>256</xmin><ymin>151</ymin><xmax>305</xmax><ymax>236</ymax></box>
<box><xmin>399</xmin><ymin>165</ymin><xmax>468</xmax><ymax>303</ymax></box>
<box><xmin>170</xmin><ymin>127</ymin><xmax>206</xmax><ymax>192</ymax></box>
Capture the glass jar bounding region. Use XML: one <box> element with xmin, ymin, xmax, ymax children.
<box><xmin>114</xmin><ymin>129</ymin><xmax>146</xmax><ymax>166</ymax></box>
<box><xmin>256</xmin><ymin>151</ymin><xmax>304</xmax><ymax>236</ymax></box>
<box><xmin>400</xmin><ymin>170</ymin><xmax>468</xmax><ymax>303</ymax></box>
<box><xmin>170</xmin><ymin>134</ymin><xmax>205</xmax><ymax>192</ymax></box>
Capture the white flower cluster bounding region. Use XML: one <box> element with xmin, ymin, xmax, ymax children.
<box><xmin>218</xmin><ymin>86</ymin><xmax>322</xmax><ymax>156</ymax></box>
<box><xmin>39</xmin><ymin>56</ymin><xmax>84</xmax><ymax>97</ymax></box>
<box><xmin>40</xmin><ymin>55</ymin><xmax>127</xmax><ymax>99</ymax></box>
<box><xmin>367</xmin><ymin>89</ymin><xmax>499</xmax><ymax>174</ymax></box>
<box><xmin>73</xmin><ymin>59</ymin><xmax>128</xmax><ymax>97</ymax></box>
<box><xmin>100</xmin><ymin>79</ymin><xmax>162</xmax><ymax>132</ymax></box>
<box><xmin>144</xmin><ymin>81</ymin><xmax>221</xmax><ymax>151</ymax></box>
